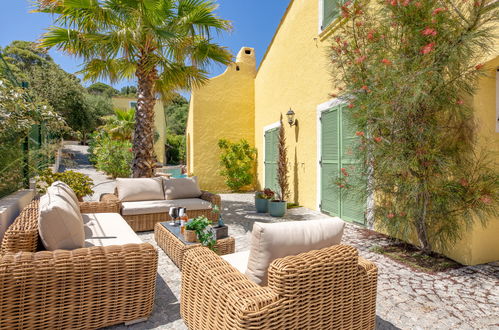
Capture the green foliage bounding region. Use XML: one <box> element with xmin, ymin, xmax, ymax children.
<box><xmin>87</xmin><ymin>82</ymin><xmax>118</xmax><ymax>97</ymax></box>
<box><xmin>165</xmin><ymin>134</ymin><xmax>186</xmax><ymax>165</ymax></box>
<box><xmin>185</xmin><ymin>216</ymin><xmax>216</xmax><ymax>250</ymax></box>
<box><xmin>164</xmin><ymin>93</ymin><xmax>189</xmax><ymax>135</ymax></box>
<box><xmin>1</xmin><ymin>41</ymin><xmax>101</xmax><ymax>141</ymax></box>
<box><xmin>119</xmin><ymin>86</ymin><xmax>137</xmax><ymax>97</ymax></box>
<box><xmin>276</xmin><ymin>115</ymin><xmax>289</xmax><ymax>201</ymax></box>
<box><xmin>36</xmin><ymin>169</ymin><xmax>94</xmax><ymax>199</ymax></box>
<box><xmin>89</xmin><ymin>133</ymin><xmax>133</xmax><ymax>178</ymax></box>
<box><xmin>330</xmin><ymin>0</ymin><xmax>499</xmax><ymax>252</ymax></box>
<box><xmin>101</xmin><ymin>108</ymin><xmax>136</xmax><ymax>141</ymax></box>
<box><xmin>256</xmin><ymin>188</ymin><xmax>275</xmax><ymax>200</ymax></box>
<box><xmin>218</xmin><ymin>139</ymin><xmax>256</xmax><ymax>192</ymax></box>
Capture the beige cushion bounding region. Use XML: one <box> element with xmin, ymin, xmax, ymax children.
<box><xmin>221</xmin><ymin>250</ymin><xmax>250</xmax><ymax>274</ymax></box>
<box><xmin>38</xmin><ymin>193</ymin><xmax>85</xmax><ymax>251</ymax></box>
<box><xmin>121</xmin><ymin>198</ymin><xmax>211</xmax><ymax>216</ymax></box>
<box><xmin>163</xmin><ymin>177</ymin><xmax>202</xmax><ymax>200</ymax></box>
<box><xmin>47</xmin><ymin>185</ymin><xmax>82</xmax><ymax>220</ymax></box>
<box><xmin>116</xmin><ymin>177</ymin><xmax>164</xmax><ymax>202</ymax></box>
<box><xmin>83</xmin><ymin>212</ymin><xmax>142</xmax><ymax>247</ymax></box>
<box><xmin>51</xmin><ymin>181</ymin><xmax>79</xmax><ymax>204</ymax></box>
<box><xmin>246</xmin><ymin>218</ymin><xmax>345</xmax><ymax>286</ymax></box>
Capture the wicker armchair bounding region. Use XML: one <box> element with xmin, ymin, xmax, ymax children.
<box><xmin>0</xmin><ymin>199</ymin><xmax>158</xmax><ymax>329</ymax></box>
<box><xmin>101</xmin><ymin>190</ymin><xmax>221</xmax><ymax>232</ymax></box>
<box><xmin>181</xmin><ymin>245</ymin><xmax>377</xmax><ymax>330</ymax></box>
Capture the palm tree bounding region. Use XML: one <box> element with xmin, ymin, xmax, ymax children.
<box><xmin>35</xmin><ymin>0</ymin><xmax>232</xmax><ymax>177</ymax></box>
<box><xmin>101</xmin><ymin>108</ymin><xmax>136</xmax><ymax>141</ymax></box>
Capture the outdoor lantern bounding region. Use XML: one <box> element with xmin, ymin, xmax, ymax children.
<box><xmin>286</xmin><ymin>108</ymin><xmax>297</xmax><ymax>126</ymax></box>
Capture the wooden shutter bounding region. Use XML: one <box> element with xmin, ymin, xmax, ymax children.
<box><xmin>339</xmin><ymin>105</ymin><xmax>366</xmax><ymax>224</ymax></box>
<box><xmin>264</xmin><ymin>128</ymin><xmax>279</xmax><ymax>193</ymax></box>
<box><xmin>320</xmin><ymin>108</ymin><xmax>341</xmax><ymax>216</ymax></box>
<box><xmin>322</xmin><ymin>0</ymin><xmax>340</xmax><ymax>30</ymax></box>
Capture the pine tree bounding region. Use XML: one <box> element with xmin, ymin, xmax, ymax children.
<box><xmin>330</xmin><ymin>0</ymin><xmax>499</xmax><ymax>253</ymax></box>
<box><xmin>277</xmin><ymin>115</ymin><xmax>289</xmax><ymax>201</ymax></box>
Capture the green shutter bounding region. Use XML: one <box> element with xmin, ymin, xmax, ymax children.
<box><xmin>322</xmin><ymin>0</ymin><xmax>342</xmax><ymax>29</ymax></box>
<box><xmin>320</xmin><ymin>108</ymin><xmax>341</xmax><ymax>216</ymax></box>
<box><xmin>339</xmin><ymin>105</ymin><xmax>366</xmax><ymax>224</ymax></box>
<box><xmin>320</xmin><ymin>104</ymin><xmax>366</xmax><ymax>225</ymax></box>
<box><xmin>264</xmin><ymin>128</ymin><xmax>279</xmax><ymax>194</ymax></box>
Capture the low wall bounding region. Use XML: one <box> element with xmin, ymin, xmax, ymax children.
<box><xmin>0</xmin><ymin>189</ymin><xmax>35</xmax><ymax>242</ymax></box>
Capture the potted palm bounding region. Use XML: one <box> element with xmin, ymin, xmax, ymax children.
<box><xmin>269</xmin><ymin>116</ymin><xmax>289</xmax><ymax>217</ymax></box>
<box><xmin>255</xmin><ymin>188</ymin><xmax>274</xmax><ymax>213</ymax></box>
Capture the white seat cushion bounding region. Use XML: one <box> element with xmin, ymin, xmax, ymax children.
<box><xmin>221</xmin><ymin>250</ymin><xmax>250</xmax><ymax>274</ymax></box>
<box><xmin>121</xmin><ymin>198</ymin><xmax>212</xmax><ymax>216</ymax></box>
<box><xmin>51</xmin><ymin>181</ymin><xmax>80</xmax><ymax>205</ymax></box>
<box><xmin>163</xmin><ymin>176</ymin><xmax>202</xmax><ymax>200</ymax></box>
<box><xmin>38</xmin><ymin>193</ymin><xmax>85</xmax><ymax>251</ymax></box>
<box><xmin>246</xmin><ymin>218</ymin><xmax>345</xmax><ymax>286</ymax></box>
<box><xmin>83</xmin><ymin>213</ymin><xmax>142</xmax><ymax>247</ymax></box>
<box><xmin>116</xmin><ymin>177</ymin><xmax>164</xmax><ymax>202</ymax></box>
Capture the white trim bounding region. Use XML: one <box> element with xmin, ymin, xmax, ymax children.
<box><xmin>496</xmin><ymin>68</ymin><xmax>499</xmax><ymax>133</ymax></box>
<box><xmin>318</xmin><ymin>0</ymin><xmax>324</xmax><ymax>34</ymax></box>
<box><xmin>262</xmin><ymin>121</ymin><xmax>281</xmax><ymax>189</ymax></box>
<box><xmin>316</xmin><ymin>98</ymin><xmax>347</xmax><ymax>211</ymax></box>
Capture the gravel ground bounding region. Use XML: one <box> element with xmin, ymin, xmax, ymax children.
<box><xmin>63</xmin><ymin>143</ymin><xmax>499</xmax><ymax>330</ymax></box>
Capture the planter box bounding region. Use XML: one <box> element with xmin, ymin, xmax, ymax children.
<box><xmin>184</xmin><ymin>229</ymin><xmax>198</xmax><ymax>242</ymax></box>
<box><xmin>212</xmin><ymin>225</ymin><xmax>228</xmax><ymax>240</ymax></box>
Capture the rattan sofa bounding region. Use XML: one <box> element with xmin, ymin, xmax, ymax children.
<box><xmin>101</xmin><ymin>189</ymin><xmax>221</xmax><ymax>232</ymax></box>
<box><xmin>181</xmin><ymin>245</ymin><xmax>378</xmax><ymax>330</ymax></box>
<box><xmin>0</xmin><ymin>198</ymin><xmax>158</xmax><ymax>329</ymax></box>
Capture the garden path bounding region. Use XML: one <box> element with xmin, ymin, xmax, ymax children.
<box><xmin>65</xmin><ymin>143</ymin><xmax>499</xmax><ymax>330</ymax></box>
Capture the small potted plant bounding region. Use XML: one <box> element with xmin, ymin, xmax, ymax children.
<box><xmin>184</xmin><ymin>216</ymin><xmax>216</xmax><ymax>250</ymax></box>
<box><xmin>269</xmin><ymin>115</ymin><xmax>289</xmax><ymax>217</ymax></box>
<box><xmin>255</xmin><ymin>188</ymin><xmax>274</xmax><ymax>213</ymax></box>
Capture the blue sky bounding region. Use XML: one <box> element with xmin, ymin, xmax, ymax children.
<box><xmin>0</xmin><ymin>0</ymin><xmax>289</xmax><ymax>96</ymax></box>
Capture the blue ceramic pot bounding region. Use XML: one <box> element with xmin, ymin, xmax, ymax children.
<box><xmin>269</xmin><ymin>200</ymin><xmax>286</xmax><ymax>217</ymax></box>
<box><xmin>255</xmin><ymin>197</ymin><xmax>269</xmax><ymax>213</ymax></box>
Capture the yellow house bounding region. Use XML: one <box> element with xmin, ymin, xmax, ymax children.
<box><xmin>186</xmin><ymin>47</ymin><xmax>256</xmax><ymax>191</ymax></box>
<box><xmin>186</xmin><ymin>0</ymin><xmax>499</xmax><ymax>265</ymax></box>
<box><xmin>112</xmin><ymin>96</ymin><xmax>166</xmax><ymax>165</ymax></box>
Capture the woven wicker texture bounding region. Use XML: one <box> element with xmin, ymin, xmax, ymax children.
<box><xmin>0</xmin><ymin>199</ymin><xmax>158</xmax><ymax>328</ymax></box>
<box><xmin>103</xmin><ymin>190</ymin><xmax>222</xmax><ymax>232</ymax></box>
<box><xmin>0</xmin><ymin>244</ymin><xmax>157</xmax><ymax>329</ymax></box>
<box><xmin>154</xmin><ymin>222</ymin><xmax>235</xmax><ymax>269</ymax></box>
<box><xmin>1</xmin><ymin>199</ymin><xmax>120</xmax><ymax>254</ymax></box>
<box><xmin>181</xmin><ymin>245</ymin><xmax>377</xmax><ymax>330</ymax></box>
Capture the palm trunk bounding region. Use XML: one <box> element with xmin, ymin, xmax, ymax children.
<box><xmin>132</xmin><ymin>56</ymin><xmax>157</xmax><ymax>178</ymax></box>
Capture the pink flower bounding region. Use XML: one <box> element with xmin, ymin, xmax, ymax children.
<box><xmin>381</xmin><ymin>58</ymin><xmax>392</xmax><ymax>65</ymax></box>
<box><xmin>480</xmin><ymin>195</ymin><xmax>492</xmax><ymax>204</ymax></box>
<box><xmin>374</xmin><ymin>137</ymin><xmax>383</xmax><ymax>143</ymax></box>
<box><xmin>459</xmin><ymin>178</ymin><xmax>469</xmax><ymax>187</ymax></box>
<box><xmin>355</xmin><ymin>55</ymin><xmax>367</xmax><ymax>64</ymax></box>
<box><xmin>421</xmin><ymin>27</ymin><xmax>437</xmax><ymax>36</ymax></box>
<box><xmin>456</xmin><ymin>99</ymin><xmax>464</xmax><ymax>105</ymax></box>
<box><xmin>341</xmin><ymin>168</ymin><xmax>349</xmax><ymax>176</ymax></box>
<box><xmin>367</xmin><ymin>30</ymin><xmax>375</xmax><ymax>40</ymax></box>
<box><xmin>387</xmin><ymin>213</ymin><xmax>395</xmax><ymax>219</ymax></box>
<box><xmin>356</xmin><ymin>131</ymin><xmax>365</xmax><ymax>137</ymax></box>
<box><xmin>475</xmin><ymin>63</ymin><xmax>484</xmax><ymax>70</ymax></box>
<box><xmin>432</xmin><ymin>7</ymin><xmax>445</xmax><ymax>15</ymax></box>
<box><xmin>420</xmin><ymin>42</ymin><xmax>436</xmax><ymax>54</ymax></box>
<box><xmin>348</xmin><ymin>103</ymin><xmax>355</xmax><ymax>109</ymax></box>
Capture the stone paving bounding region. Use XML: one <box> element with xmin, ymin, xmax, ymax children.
<box><xmin>64</xmin><ymin>144</ymin><xmax>499</xmax><ymax>330</ymax></box>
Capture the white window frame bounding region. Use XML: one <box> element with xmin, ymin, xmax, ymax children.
<box><xmin>318</xmin><ymin>0</ymin><xmax>325</xmax><ymax>34</ymax></box>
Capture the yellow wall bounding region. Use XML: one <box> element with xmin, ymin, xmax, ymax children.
<box><xmin>188</xmin><ymin>0</ymin><xmax>499</xmax><ymax>265</ymax></box>
<box><xmin>186</xmin><ymin>48</ymin><xmax>256</xmax><ymax>191</ymax></box>
<box><xmin>112</xmin><ymin>97</ymin><xmax>166</xmax><ymax>164</ymax></box>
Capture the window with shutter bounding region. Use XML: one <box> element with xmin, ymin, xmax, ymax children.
<box><xmin>321</xmin><ymin>0</ymin><xmax>346</xmax><ymax>31</ymax></box>
<box><xmin>264</xmin><ymin>127</ymin><xmax>279</xmax><ymax>194</ymax></box>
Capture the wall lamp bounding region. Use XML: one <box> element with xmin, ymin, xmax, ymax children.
<box><xmin>286</xmin><ymin>108</ymin><xmax>297</xmax><ymax>127</ymax></box>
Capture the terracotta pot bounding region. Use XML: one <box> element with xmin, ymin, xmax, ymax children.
<box><xmin>184</xmin><ymin>230</ymin><xmax>198</xmax><ymax>243</ymax></box>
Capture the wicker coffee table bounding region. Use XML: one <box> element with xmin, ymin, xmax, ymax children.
<box><xmin>154</xmin><ymin>222</ymin><xmax>235</xmax><ymax>269</ymax></box>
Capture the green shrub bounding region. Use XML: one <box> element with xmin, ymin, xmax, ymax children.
<box><xmin>165</xmin><ymin>134</ymin><xmax>186</xmax><ymax>164</ymax></box>
<box><xmin>95</xmin><ymin>138</ymin><xmax>133</xmax><ymax>178</ymax></box>
<box><xmin>218</xmin><ymin>139</ymin><xmax>256</xmax><ymax>192</ymax></box>
<box><xmin>36</xmin><ymin>169</ymin><xmax>94</xmax><ymax>200</ymax></box>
